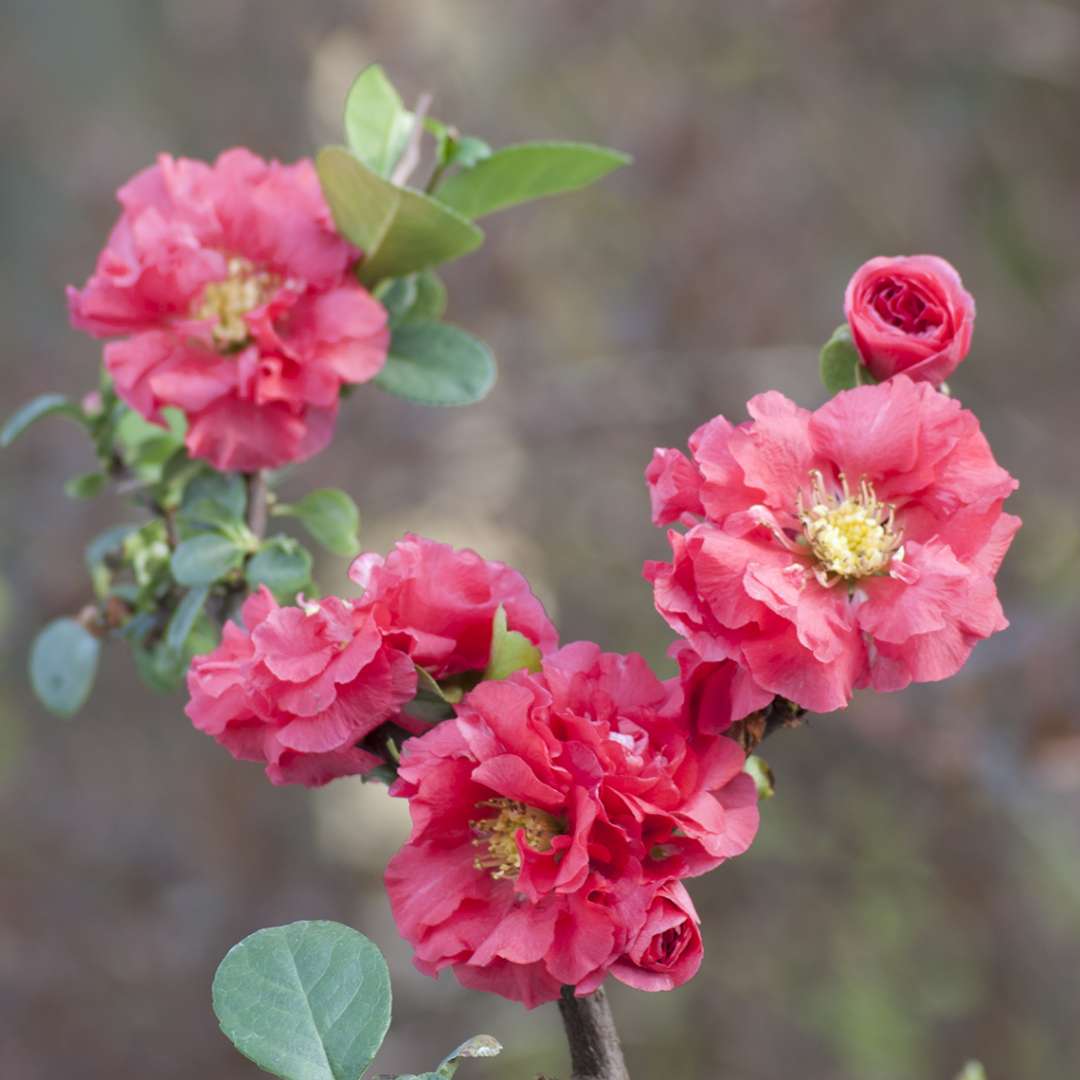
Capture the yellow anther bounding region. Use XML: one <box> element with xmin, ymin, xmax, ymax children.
<box><xmin>799</xmin><ymin>471</ymin><xmax>903</xmax><ymax>586</ymax></box>
<box><xmin>194</xmin><ymin>256</ymin><xmax>279</xmax><ymax>348</ymax></box>
<box><xmin>471</xmin><ymin>798</ymin><xmax>564</xmax><ymax>880</ymax></box>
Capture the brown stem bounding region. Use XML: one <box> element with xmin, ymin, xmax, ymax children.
<box><xmin>728</xmin><ymin>696</ymin><xmax>806</xmax><ymax>755</ymax></box>
<box><xmin>246</xmin><ymin>471</ymin><xmax>268</xmax><ymax>539</ymax></box>
<box><xmin>391</xmin><ymin>93</ymin><xmax>433</xmax><ymax>188</ymax></box>
<box><xmin>557</xmin><ymin>987</ymin><xmax>630</xmax><ymax>1080</ymax></box>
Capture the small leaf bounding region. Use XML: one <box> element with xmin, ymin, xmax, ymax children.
<box><xmin>954</xmin><ymin>1063</ymin><xmax>987</xmax><ymax>1080</ymax></box>
<box><xmin>406</xmin><ymin>665</ymin><xmax>457</xmax><ymax>725</ymax></box>
<box><xmin>408</xmin><ymin>270</ymin><xmax>447</xmax><ymax>323</ymax></box>
<box><xmin>376</xmin><ymin>320</ymin><xmax>495</xmax><ymax>406</ymax></box>
<box><xmin>819</xmin><ymin>323</ymin><xmax>866</xmax><ymax>395</ymax></box>
<box><xmin>316</xmin><ymin>147</ymin><xmax>483</xmax><ymax>286</ymax></box>
<box><xmin>64</xmin><ymin>471</ymin><xmax>107</xmax><ymax>499</ymax></box>
<box><xmin>180</xmin><ymin>471</ymin><xmax>247</xmax><ymax>524</ymax></box>
<box><xmin>1</xmin><ymin>393</ymin><xmax>85</xmax><ymax>447</ymax></box>
<box><xmin>744</xmin><ymin>755</ymin><xmax>775</xmax><ymax>800</ymax></box>
<box><xmin>30</xmin><ymin>618</ymin><xmax>101</xmax><ymax>717</ymax></box>
<box><xmin>375</xmin><ymin>275</ymin><xmax>420</xmax><ymax>325</ymax></box>
<box><xmin>212</xmin><ymin>920</ymin><xmax>392</xmax><ymax>1080</ymax></box>
<box><xmin>171</xmin><ymin>533</ymin><xmax>244</xmax><ymax>586</ymax></box>
<box><xmin>434</xmin><ymin>141</ymin><xmax>630</xmax><ymax>219</ymax></box>
<box><xmin>280</xmin><ymin>489</ymin><xmax>361</xmax><ymax>557</ymax></box>
<box><xmin>437</xmin><ymin>1035</ymin><xmax>503</xmax><ymax>1078</ymax></box>
<box><xmin>344</xmin><ymin>64</ymin><xmax>414</xmax><ymax>178</ymax></box>
<box><xmin>482</xmin><ymin>605</ymin><xmax>542</xmax><ymax>682</ymax></box>
<box><xmin>245</xmin><ymin>536</ymin><xmax>314</xmax><ymax>600</ymax></box>
<box><xmin>85</xmin><ymin>523</ymin><xmax>140</xmax><ymax>570</ymax></box>
<box><xmin>165</xmin><ymin>585</ymin><xmax>210</xmax><ymax>654</ymax></box>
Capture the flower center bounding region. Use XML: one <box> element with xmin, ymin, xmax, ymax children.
<box><xmin>471</xmin><ymin>798</ymin><xmax>564</xmax><ymax>880</ymax></box>
<box><xmin>194</xmin><ymin>256</ymin><xmax>279</xmax><ymax>348</ymax></box>
<box><xmin>799</xmin><ymin>470</ymin><xmax>902</xmax><ymax>586</ymax></box>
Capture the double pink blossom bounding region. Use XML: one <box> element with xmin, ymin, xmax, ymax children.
<box><xmin>385</xmin><ymin>642</ymin><xmax>758</xmax><ymax>1006</ymax></box>
<box><xmin>646</xmin><ymin>376</ymin><xmax>1019</xmax><ymax>713</ymax></box>
<box><xmin>185</xmin><ymin>588</ymin><xmax>415</xmax><ymax>786</ymax></box>
<box><xmin>69</xmin><ymin>149</ymin><xmax>389</xmax><ymax>471</ymax></box>
<box><xmin>350</xmin><ymin>534</ymin><xmax>558</xmax><ymax>682</ymax></box>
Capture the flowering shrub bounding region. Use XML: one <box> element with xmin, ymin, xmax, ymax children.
<box><xmin>6</xmin><ymin>58</ymin><xmax>1017</xmax><ymax>1080</ymax></box>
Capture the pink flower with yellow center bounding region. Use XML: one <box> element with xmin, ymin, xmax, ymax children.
<box><xmin>645</xmin><ymin>376</ymin><xmax>1020</xmax><ymax>713</ymax></box>
<box><xmin>68</xmin><ymin>149</ymin><xmax>389</xmax><ymax>471</ymax></box>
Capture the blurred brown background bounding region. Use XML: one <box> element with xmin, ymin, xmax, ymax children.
<box><xmin>2</xmin><ymin>2</ymin><xmax>1079</xmax><ymax>1078</ymax></box>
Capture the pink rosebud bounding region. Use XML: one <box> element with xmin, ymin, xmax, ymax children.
<box><xmin>844</xmin><ymin>255</ymin><xmax>975</xmax><ymax>386</ymax></box>
<box><xmin>611</xmin><ymin>881</ymin><xmax>703</xmax><ymax>992</ymax></box>
<box><xmin>68</xmin><ymin>150</ymin><xmax>390</xmax><ymax>471</ymax></box>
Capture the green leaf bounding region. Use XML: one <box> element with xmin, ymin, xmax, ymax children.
<box><xmin>436</xmin><ymin>1035</ymin><xmax>503</xmax><ymax>1078</ymax></box>
<box><xmin>1</xmin><ymin>393</ymin><xmax>85</xmax><ymax>447</ymax></box>
<box><xmin>165</xmin><ymin>585</ymin><xmax>209</xmax><ymax>654</ymax></box>
<box><xmin>64</xmin><ymin>471</ymin><xmax>107</xmax><ymax>499</ymax></box>
<box><xmin>212</xmin><ymin>920</ymin><xmax>392</xmax><ymax>1080</ymax></box>
<box><xmin>171</xmin><ymin>533</ymin><xmax>244</xmax><ymax>586</ymax></box>
<box><xmin>376</xmin><ymin>320</ymin><xmax>495</xmax><ymax>406</ymax></box>
<box><xmin>744</xmin><ymin>755</ymin><xmax>775</xmax><ymax>800</ymax></box>
<box><xmin>30</xmin><ymin>618</ymin><xmax>101</xmax><ymax>717</ymax></box>
<box><xmin>316</xmin><ymin>147</ymin><xmax>483</xmax><ymax>286</ymax></box>
<box><xmin>375</xmin><ymin>275</ymin><xmax>420</xmax><ymax>325</ymax></box>
<box><xmin>406</xmin><ymin>665</ymin><xmax>457</xmax><ymax>725</ymax></box>
<box><xmin>434</xmin><ymin>141</ymin><xmax>630</xmax><ymax>219</ymax></box>
<box><xmin>180</xmin><ymin>471</ymin><xmax>247</xmax><ymax>523</ymax></box>
<box><xmin>408</xmin><ymin>270</ymin><xmax>447</xmax><ymax>323</ymax></box>
<box><xmin>245</xmin><ymin>536</ymin><xmax>314</xmax><ymax>600</ymax></box>
<box><xmin>482</xmin><ymin>605</ymin><xmax>542</xmax><ymax>682</ymax></box>
<box><xmin>343</xmin><ymin>64</ymin><xmax>414</xmax><ymax>178</ymax></box>
<box><xmin>279</xmin><ymin>489</ymin><xmax>361</xmax><ymax>557</ymax></box>
<box><xmin>86</xmin><ymin>523</ymin><xmax>139</xmax><ymax>567</ymax></box>
<box><xmin>954</xmin><ymin>1063</ymin><xmax>987</xmax><ymax>1080</ymax></box>
<box><xmin>819</xmin><ymin>323</ymin><xmax>876</xmax><ymax>395</ymax></box>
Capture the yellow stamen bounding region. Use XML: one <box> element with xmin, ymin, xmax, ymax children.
<box><xmin>798</xmin><ymin>471</ymin><xmax>903</xmax><ymax>586</ymax></box>
<box><xmin>194</xmin><ymin>256</ymin><xmax>279</xmax><ymax>349</ymax></box>
<box><xmin>471</xmin><ymin>798</ymin><xmax>564</xmax><ymax>880</ymax></box>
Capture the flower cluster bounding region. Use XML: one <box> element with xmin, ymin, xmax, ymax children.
<box><xmin>385</xmin><ymin>642</ymin><xmax>757</xmax><ymax>1006</ymax></box>
<box><xmin>68</xmin><ymin>149</ymin><xmax>390</xmax><ymax>471</ymax></box>
<box><xmin>185</xmin><ymin>536</ymin><xmax>557</xmax><ymax>785</ymax></box>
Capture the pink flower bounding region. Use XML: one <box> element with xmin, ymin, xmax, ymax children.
<box><xmin>385</xmin><ymin>642</ymin><xmax>758</xmax><ymax>1007</ymax></box>
<box><xmin>68</xmin><ymin>150</ymin><xmax>389</xmax><ymax>471</ymax></box>
<box><xmin>669</xmin><ymin>641</ymin><xmax>773</xmax><ymax>736</ymax></box>
<box><xmin>350</xmin><ymin>535</ymin><xmax>558</xmax><ymax>681</ymax></box>
<box><xmin>645</xmin><ymin>377</ymin><xmax>1020</xmax><ymax>713</ymax></box>
<box><xmin>185</xmin><ymin>588</ymin><xmax>415</xmax><ymax>786</ymax></box>
<box><xmin>844</xmin><ymin>255</ymin><xmax>975</xmax><ymax>386</ymax></box>
<box><xmin>610</xmin><ymin>881</ymin><xmax>703</xmax><ymax>992</ymax></box>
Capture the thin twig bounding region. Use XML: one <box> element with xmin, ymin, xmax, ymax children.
<box><xmin>246</xmin><ymin>471</ymin><xmax>268</xmax><ymax>539</ymax></box>
<box><xmin>391</xmin><ymin>93</ymin><xmax>433</xmax><ymax>188</ymax></box>
<box><xmin>557</xmin><ymin>987</ymin><xmax>630</xmax><ymax>1080</ymax></box>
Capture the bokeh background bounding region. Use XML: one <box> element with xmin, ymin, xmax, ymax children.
<box><xmin>3</xmin><ymin>2</ymin><xmax>1079</xmax><ymax>1078</ymax></box>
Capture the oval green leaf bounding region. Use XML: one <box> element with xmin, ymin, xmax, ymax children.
<box><xmin>376</xmin><ymin>320</ymin><xmax>496</xmax><ymax>406</ymax></box>
<box><xmin>344</xmin><ymin>64</ymin><xmax>414</xmax><ymax>178</ymax></box>
<box><xmin>1</xmin><ymin>393</ymin><xmax>85</xmax><ymax>447</ymax></box>
<box><xmin>819</xmin><ymin>323</ymin><xmax>871</xmax><ymax>395</ymax></box>
<box><xmin>171</xmin><ymin>533</ymin><xmax>244</xmax><ymax>586</ymax></box>
<box><xmin>165</xmin><ymin>585</ymin><xmax>210</xmax><ymax>654</ymax></box>
<box><xmin>212</xmin><ymin>920</ymin><xmax>392</xmax><ymax>1080</ymax></box>
<box><xmin>434</xmin><ymin>141</ymin><xmax>631</xmax><ymax>219</ymax></box>
<box><xmin>30</xmin><ymin>618</ymin><xmax>101</xmax><ymax>717</ymax></box>
<box><xmin>283</xmin><ymin>489</ymin><xmax>361</xmax><ymax>557</ymax></box>
<box><xmin>245</xmin><ymin>536</ymin><xmax>314</xmax><ymax>600</ymax></box>
<box><xmin>64</xmin><ymin>471</ymin><xmax>107</xmax><ymax>499</ymax></box>
<box><xmin>316</xmin><ymin>147</ymin><xmax>483</xmax><ymax>286</ymax></box>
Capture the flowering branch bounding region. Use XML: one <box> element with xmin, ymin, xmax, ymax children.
<box><xmin>558</xmin><ymin>988</ymin><xmax>630</xmax><ymax>1080</ymax></box>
